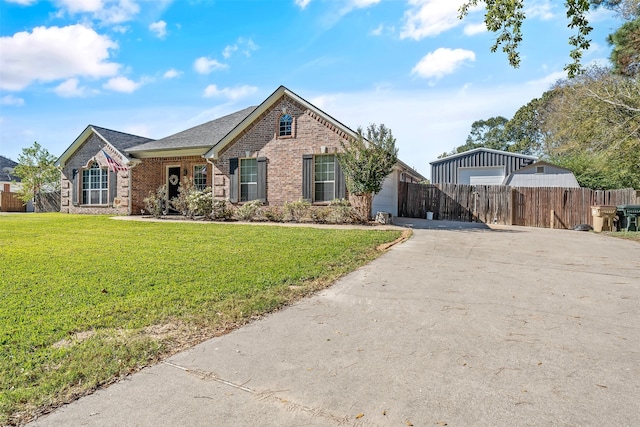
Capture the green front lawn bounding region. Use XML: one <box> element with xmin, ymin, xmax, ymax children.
<box><xmin>0</xmin><ymin>214</ymin><xmax>402</xmax><ymax>425</ymax></box>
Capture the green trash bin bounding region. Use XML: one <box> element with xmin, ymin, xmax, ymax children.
<box><xmin>616</xmin><ymin>205</ymin><xmax>640</xmax><ymax>232</ymax></box>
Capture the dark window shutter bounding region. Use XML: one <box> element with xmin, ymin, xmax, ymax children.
<box><xmin>229</xmin><ymin>158</ymin><xmax>239</xmax><ymax>203</ymax></box>
<box><xmin>72</xmin><ymin>169</ymin><xmax>78</xmax><ymax>206</ymax></box>
<box><xmin>109</xmin><ymin>171</ymin><xmax>117</xmax><ymax>204</ymax></box>
<box><xmin>302</xmin><ymin>154</ymin><xmax>313</xmax><ymax>201</ymax></box>
<box><xmin>334</xmin><ymin>156</ymin><xmax>346</xmax><ymax>200</ymax></box>
<box><xmin>257</xmin><ymin>157</ymin><xmax>267</xmax><ymax>203</ymax></box>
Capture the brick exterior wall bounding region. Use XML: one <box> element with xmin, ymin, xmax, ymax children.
<box><xmin>130</xmin><ymin>156</ymin><xmax>210</xmax><ymax>214</ymax></box>
<box><xmin>60</xmin><ymin>134</ymin><xmax>130</xmax><ymax>215</ymax></box>
<box><xmin>214</xmin><ymin>95</ymin><xmax>350</xmax><ymax>206</ymax></box>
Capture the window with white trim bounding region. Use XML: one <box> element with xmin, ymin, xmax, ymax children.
<box><xmin>240</xmin><ymin>158</ymin><xmax>257</xmax><ymax>202</ymax></box>
<box><xmin>314</xmin><ymin>155</ymin><xmax>335</xmax><ymax>202</ymax></box>
<box><xmin>194</xmin><ymin>165</ymin><xmax>207</xmax><ymax>190</ymax></box>
<box><xmin>279</xmin><ymin>114</ymin><xmax>292</xmax><ymax>136</ymax></box>
<box><xmin>82</xmin><ymin>162</ymin><xmax>108</xmax><ymax>205</ymax></box>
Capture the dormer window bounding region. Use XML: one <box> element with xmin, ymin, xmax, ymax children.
<box><xmin>279</xmin><ymin>114</ymin><xmax>292</xmax><ymax>137</ymax></box>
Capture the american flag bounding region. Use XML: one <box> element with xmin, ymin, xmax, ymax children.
<box><xmin>102</xmin><ymin>149</ymin><xmax>128</xmax><ymax>173</ymax></box>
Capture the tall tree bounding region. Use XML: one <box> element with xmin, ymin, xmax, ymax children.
<box><xmin>592</xmin><ymin>0</ymin><xmax>640</xmax><ymax>19</ymax></box>
<box><xmin>13</xmin><ymin>142</ymin><xmax>60</xmax><ymax>212</ymax></box>
<box><xmin>339</xmin><ymin>123</ymin><xmax>398</xmax><ymax>221</ymax></box>
<box><xmin>541</xmin><ymin>66</ymin><xmax>640</xmax><ymax>189</ymax></box>
<box><xmin>504</xmin><ymin>92</ymin><xmax>556</xmax><ymax>156</ymax></box>
<box><xmin>608</xmin><ymin>18</ymin><xmax>640</xmax><ymax>76</ymax></box>
<box><xmin>461</xmin><ymin>116</ymin><xmax>510</xmax><ymax>152</ymax></box>
<box><xmin>440</xmin><ymin>111</ymin><xmax>545</xmax><ymax>157</ymax></box>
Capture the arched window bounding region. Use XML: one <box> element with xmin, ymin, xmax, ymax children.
<box><xmin>82</xmin><ymin>162</ymin><xmax>108</xmax><ymax>205</ymax></box>
<box><xmin>279</xmin><ymin>114</ymin><xmax>292</xmax><ymax>136</ymax></box>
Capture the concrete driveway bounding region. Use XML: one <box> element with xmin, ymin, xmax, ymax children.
<box><xmin>33</xmin><ymin>219</ymin><xmax>640</xmax><ymax>426</ymax></box>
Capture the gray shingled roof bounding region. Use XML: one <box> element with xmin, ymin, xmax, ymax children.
<box><xmin>127</xmin><ymin>106</ymin><xmax>256</xmax><ymax>153</ymax></box>
<box><xmin>0</xmin><ymin>155</ymin><xmax>20</xmax><ymax>182</ymax></box>
<box><xmin>90</xmin><ymin>126</ymin><xmax>154</xmax><ymax>155</ymax></box>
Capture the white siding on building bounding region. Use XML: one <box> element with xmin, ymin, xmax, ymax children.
<box><xmin>372</xmin><ymin>171</ymin><xmax>398</xmax><ymax>216</ymax></box>
<box><xmin>458</xmin><ymin>167</ymin><xmax>505</xmax><ymax>185</ymax></box>
<box><xmin>504</xmin><ymin>163</ymin><xmax>580</xmax><ymax>187</ymax></box>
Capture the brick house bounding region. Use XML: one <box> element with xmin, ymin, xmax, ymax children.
<box><xmin>56</xmin><ymin>86</ymin><xmax>424</xmax><ymax>216</ymax></box>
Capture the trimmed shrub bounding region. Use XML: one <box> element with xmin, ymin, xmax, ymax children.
<box><xmin>143</xmin><ymin>185</ymin><xmax>168</xmax><ymax>218</ymax></box>
<box><xmin>311</xmin><ymin>206</ymin><xmax>330</xmax><ymax>224</ymax></box>
<box><xmin>170</xmin><ymin>177</ymin><xmax>196</xmax><ymax>218</ymax></box>
<box><xmin>328</xmin><ymin>198</ymin><xmax>361</xmax><ymax>223</ymax></box>
<box><xmin>212</xmin><ymin>199</ymin><xmax>234</xmax><ymax>221</ymax></box>
<box><xmin>284</xmin><ymin>199</ymin><xmax>311</xmax><ymax>222</ymax></box>
<box><xmin>187</xmin><ymin>188</ymin><xmax>213</xmax><ymax>218</ymax></box>
<box><xmin>235</xmin><ymin>200</ymin><xmax>262</xmax><ymax>221</ymax></box>
<box><xmin>262</xmin><ymin>206</ymin><xmax>285</xmax><ymax>222</ymax></box>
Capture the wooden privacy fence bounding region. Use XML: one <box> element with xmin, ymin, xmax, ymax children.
<box><xmin>0</xmin><ymin>191</ymin><xmax>60</xmax><ymax>213</ymax></box>
<box><xmin>0</xmin><ymin>191</ymin><xmax>26</xmax><ymax>212</ymax></box>
<box><xmin>398</xmin><ymin>183</ymin><xmax>638</xmax><ymax>229</ymax></box>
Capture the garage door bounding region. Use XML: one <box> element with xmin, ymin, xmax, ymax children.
<box><xmin>458</xmin><ymin>167</ymin><xmax>505</xmax><ymax>185</ymax></box>
<box><xmin>371</xmin><ymin>172</ymin><xmax>398</xmax><ymax>216</ymax></box>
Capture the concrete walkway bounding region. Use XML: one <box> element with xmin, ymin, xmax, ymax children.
<box><xmin>33</xmin><ymin>220</ymin><xmax>640</xmax><ymax>426</ymax></box>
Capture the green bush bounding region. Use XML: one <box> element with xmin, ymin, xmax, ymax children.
<box><xmin>143</xmin><ymin>186</ymin><xmax>168</xmax><ymax>218</ymax></box>
<box><xmin>284</xmin><ymin>199</ymin><xmax>311</xmax><ymax>222</ymax></box>
<box><xmin>328</xmin><ymin>198</ymin><xmax>360</xmax><ymax>223</ymax></box>
<box><xmin>235</xmin><ymin>200</ymin><xmax>262</xmax><ymax>221</ymax></box>
<box><xmin>311</xmin><ymin>206</ymin><xmax>330</xmax><ymax>223</ymax></box>
<box><xmin>212</xmin><ymin>199</ymin><xmax>234</xmax><ymax>221</ymax></box>
<box><xmin>187</xmin><ymin>188</ymin><xmax>213</xmax><ymax>218</ymax></box>
<box><xmin>170</xmin><ymin>177</ymin><xmax>196</xmax><ymax>218</ymax></box>
<box><xmin>262</xmin><ymin>206</ymin><xmax>285</xmax><ymax>222</ymax></box>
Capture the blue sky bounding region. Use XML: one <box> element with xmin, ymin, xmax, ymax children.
<box><xmin>0</xmin><ymin>0</ymin><xmax>622</xmax><ymax>176</ymax></box>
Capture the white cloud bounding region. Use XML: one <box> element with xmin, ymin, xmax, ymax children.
<box><xmin>526</xmin><ymin>1</ymin><xmax>555</xmax><ymax>20</ymax></box>
<box><xmin>149</xmin><ymin>20</ymin><xmax>167</xmax><ymax>38</ymax></box>
<box><xmin>0</xmin><ymin>25</ymin><xmax>120</xmax><ymax>91</ymax></box>
<box><xmin>295</xmin><ymin>0</ymin><xmax>311</xmax><ymax>9</ymax></box>
<box><xmin>5</xmin><ymin>0</ymin><xmax>37</xmax><ymax>5</ymax></box>
<box><xmin>222</xmin><ymin>38</ymin><xmax>258</xmax><ymax>59</ymax></box>
<box><xmin>351</xmin><ymin>0</ymin><xmax>380</xmax><ymax>7</ymax></box>
<box><xmin>54</xmin><ymin>0</ymin><xmax>140</xmax><ymax>24</ymax></box>
<box><xmin>400</xmin><ymin>0</ymin><xmax>467</xmax><ymax>40</ymax></box>
<box><xmin>411</xmin><ymin>48</ymin><xmax>476</xmax><ymax>80</ymax></box>
<box><xmin>1</xmin><ymin>95</ymin><xmax>25</xmax><ymax>106</ymax></box>
<box><xmin>202</xmin><ymin>84</ymin><xmax>258</xmax><ymax>100</ymax></box>
<box><xmin>463</xmin><ymin>22</ymin><xmax>486</xmax><ymax>36</ymax></box>
<box><xmin>320</xmin><ymin>0</ymin><xmax>381</xmax><ymax>28</ymax></box>
<box><xmin>338</xmin><ymin>0</ymin><xmax>381</xmax><ymax>17</ymax></box>
<box><xmin>54</xmin><ymin>77</ymin><xmax>91</xmax><ymax>97</ymax></box>
<box><xmin>163</xmin><ymin>68</ymin><xmax>181</xmax><ymax>79</ymax></box>
<box><xmin>193</xmin><ymin>57</ymin><xmax>228</xmax><ymax>74</ymax></box>
<box><xmin>56</xmin><ymin>0</ymin><xmax>103</xmax><ymax>13</ymax></box>
<box><xmin>112</xmin><ymin>25</ymin><xmax>129</xmax><ymax>33</ymax></box>
<box><xmin>103</xmin><ymin>76</ymin><xmax>142</xmax><ymax>93</ymax></box>
<box><xmin>222</xmin><ymin>44</ymin><xmax>238</xmax><ymax>59</ymax></box>
<box><xmin>370</xmin><ymin>24</ymin><xmax>383</xmax><ymax>36</ymax></box>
